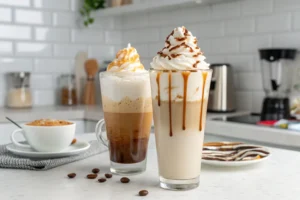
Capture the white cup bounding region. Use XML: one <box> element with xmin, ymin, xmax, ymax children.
<box><xmin>11</xmin><ymin>123</ymin><xmax>76</xmax><ymax>152</ymax></box>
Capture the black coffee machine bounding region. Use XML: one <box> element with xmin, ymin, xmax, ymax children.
<box><xmin>259</xmin><ymin>48</ymin><xmax>297</xmax><ymax>120</ymax></box>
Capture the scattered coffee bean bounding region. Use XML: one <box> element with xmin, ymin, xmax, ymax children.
<box><xmin>71</xmin><ymin>138</ymin><xmax>76</xmax><ymax>144</ymax></box>
<box><xmin>120</xmin><ymin>177</ymin><xmax>130</xmax><ymax>183</ymax></box>
<box><xmin>92</xmin><ymin>168</ymin><xmax>100</xmax><ymax>174</ymax></box>
<box><xmin>87</xmin><ymin>174</ymin><xmax>97</xmax><ymax>179</ymax></box>
<box><xmin>105</xmin><ymin>173</ymin><xmax>112</xmax><ymax>178</ymax></box>
<box><xmin>139</xmin><ymin>190</ymin><xmax>148</xmax><ymax>196</ymax></box>
<box><xmin>98</xmin><ymin>178</ymin><xmax>106</xmax><ymax>183</ymax></box>
<box><xmin>67</xmin><ymin>173</ymin><xmax>76</xmax><ymax>178</ymax></box>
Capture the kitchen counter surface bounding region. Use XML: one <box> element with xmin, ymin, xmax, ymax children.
<box><xmin>2</xmin><ymin>106</ymin><xmax>300</xmax><ymax>150</ymax></box>
<box><xmin>1</xmin><ymin>133</ymin><xmax>299</xmax><ymax>200</ymax></box>
<box><xmin>0</xmin><ymin>105</ymin><xmax>247</xmax><ymax>123</ymax></box>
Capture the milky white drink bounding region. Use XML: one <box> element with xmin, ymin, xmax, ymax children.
<box><xmin>150</xmin><ymin>27</ymin><xmax>212</xmax><ymax>190</ymax></box>
<box><xmin>99</xmin><ymin>44</ymin><xmax>152</xmax><ymax>175</ymax></box>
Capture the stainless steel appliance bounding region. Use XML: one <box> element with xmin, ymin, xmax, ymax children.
<box><xmin>208</xmin><ymin>63</ymin><xmax>235</xmax><ymax>113</ymax></box>
<box><xmin>259</xmin><ymin>48</ymin><xmax>297</xmax><ymax>120</ymax></box>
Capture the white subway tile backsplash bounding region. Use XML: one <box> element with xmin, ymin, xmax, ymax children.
<box><xmin>0</xmin><ymin>7</ymin><xmax>11</xmax><ymax>22</ymax></box>
<box><xmin>274</xmin><ymin>0</ymin><xmax>300</xmax><ymax>11</ymax></box>
<box><xmin>240</xmin><ymin>35</ymin><xmax>271</xmax><ymax>53</ymax></box>
<box><xmin>273</xmin><ymin>32</ymin><xmax>300</xmax><ymax>48</ymax></box>
<box><xmin>71</xmin><ymin>29</ymin><xmax>104</xmax><ymax>43</ymax></box>
<box><xmin>34</xmin><ymin>59</ymin><xmax>72</xmax><ymax>73</ymax></box>
<box><xmin>190</xmin><ymin>22</ymin><xmax>224</xmax><ymax>38</ymax></box>
<box><xmin>211</xmin><ymin>37</ymin><xmax>239</xmax><ymax>54</ymax></box>
<box><xmin>70</xmin><ymin>0</ymin><xmax>81</xmax><ymax>11</ymax></box>
<box><xmin>31</xmin><ymin>74</ymin><xmax>55</xmax><ymax>89</ymax></box>
<box><xmin>0</xmin><ymin>58</ymin><xmax>33</xmax><ymax>72</ymax></box>
<box><xmin>33</xmin><ymin>90</ymin><xmax>56</xmax><ymax>105</ymax></box>
<box><xmin>0</xmin><ymin>25</ymin><xmax>31</xmax><ymax>40</ymax></box>
<box><xmin>206</xmin><ymin>55</ymin><xmax>226</xmax><ymax>64</ymax></box>
<box><xmin>53</xmin><ymin>12</ymin><xmax>78</xmax><ymax>27</ymax></box>
<box><xmin>252</xmin><ymin>90</ymin><xmax>264</xmax><ymax>113</ymax></box>
<box><xmin>225</xmin><ymin>18</ymin><xmax>255</xmax><ymax>35</ymax></box>
<box><xmin>236</xmin><ymin>91</ymin><xmax>253</xmax><ymax>111</ymax></box>
<box><xmin>105</xmin><ymin>31</ymin><xmax>122</xmax><ymax>44</ymax></box>
<box><xmin>0</xmin><ymin>41</ymin><xmax>13</xmax><ymax>55</ymax></box>
<box><xmin>35</xmin><ymin>28</ymin><xmax>70</xmax><ymax>42</ymax></box>
<box><xmin>123</xmin><ymin>13</ymin><xmax>149</xmax><ymax>29</ymax></box>
<box><xmin>256</xmin><ymin>13</ymin><xmax>291</xmax><ymax>33</ymax></box>
<box><xmin>16</xmin><ymin>42</ymin><xmax>52</xmax><ymax>57</ymax></box>
<box><xmin>0</xmin><ymin>0</ymin><xmax>298</xmax><ymax>111</ymax></box>
<box><xmin>90</xmin><ymin>17</ymin><xmax>115</xmax><ymax>29</ymax></box>
<box><xmin>54</xmin><ymin>44</ymin><xmax>87</xmax><ymax>58</ymax></box>
<box><xmin>123</xmin><ymin>28</ymin><xmax>159</xmax><ymax>44</ymax></box>
<box><xmin>33</xmin><ymin>0</ymin><xmax>69</xmax><ymax>10</ymax></box>
<box><xmin>133</xmin><ymin>43</ymin><xmax>148</xmax><ymax>58</ymax></box>
<box><xmin>211</xmin><ymin>1</ymin><xmax>240</xmax><ymax>19</ymax></box>
<box><xmin>237</xmin><ymin>72</ymin><xmax>263</xmax><ymax>90</ymax></box>
<box><xmin>226</xmin><ymin>55</ymin><xmax>254</xmax><ymax>72</ymax></box>
<box><xmin>241</xmin><ymin>0</ymin><xmax>273</xmax><ymax>16</ymax></box>
<box><xmin>15</xmin><ymin>9</ymin><xmax>51</xmax><ymax>25</ymax></box>
<box><xmin>293</xmin><ymin>12</ymin><xmax>300</xmax><ymax>30</ymax></box>
<box><xmin>148</xmin><ymin>42</ymin><xmax>162</xmax><ymax>58</ymax></box>
<box><xmin>0</xmin><ymin>0</ymin><xmax>30</xmax><ymax>7</ymax></box>
<box><xmin>88</xmin><ymin>45</ymin><xmax>114</xmax><ymax>60</ymax></box>
<box><xmin>199</xmin><ymin>39</ymin><xmax>211</xmax><ymax>54</ymax></box>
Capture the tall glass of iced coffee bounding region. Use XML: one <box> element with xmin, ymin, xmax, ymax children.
<box><xmin>150</xmin><ymin>27</ymin><xmax>212</xmax><ymax>190</ymax></box>
<box><xmin>96</xmin><ymin>44</ymin><xmax>152</xmax><ymax>175</ymax></box>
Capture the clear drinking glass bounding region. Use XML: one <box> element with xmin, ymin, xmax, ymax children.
<box><xmin>96</xmin><ymin>71</ymin><xmax>153</xmax><ymax>175</ymax></box>
<box><xmin>149</xmin><ymin>68</ymin><xmax>212</xmax><ymax>190</ymax></box>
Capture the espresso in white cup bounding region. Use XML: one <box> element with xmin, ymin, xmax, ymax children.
<box><xmin>11</xmin><ymin>120</ymin><xmax>75</xmax><ymax>152</ymax></box>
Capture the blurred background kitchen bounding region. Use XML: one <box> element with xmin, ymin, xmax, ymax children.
<box><xmin>2</xmin><ymin>0</ymin><xmax>300</xmax><ymax>147</ymax></box>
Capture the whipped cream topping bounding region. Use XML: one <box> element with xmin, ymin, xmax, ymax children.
<box><xmin>107</xmin><ymin>43</ymin><xmax>145</xmax><ymax>72</ymax></box>
<box><xmin>151</xmin><ymin>26</ymin><xmax>209</xmax><ymax>70</ymax></box>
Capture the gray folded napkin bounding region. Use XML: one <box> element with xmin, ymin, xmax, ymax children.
<box><xmin>0</xmin><ymin>141</ymin><xmax>107</xmax><ymax>171</ymax></box>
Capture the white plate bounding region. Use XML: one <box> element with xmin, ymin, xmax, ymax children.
<box><xmin>6</xmin><ymin>141</ymin><xmax>90</xmax><ymax>159</ymax></box>
<box><xmin>202</xmin><ymin>154</ymin><xmax>270</xmax><ymax>167</ymax></box>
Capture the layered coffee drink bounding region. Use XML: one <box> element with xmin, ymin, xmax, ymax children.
<box><xmin>150</xmin><ymin>27</ymin><xmax>212</xmax><ymax>190</ymax></box>
<box><xmin>99</xmin><ymin>44</ymin><xmax>152</xmax><ymax>174</ymax></box>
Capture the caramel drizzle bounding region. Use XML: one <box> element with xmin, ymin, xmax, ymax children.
<box><xmin>168</xmin><ymin>71</ymin><xmax>173</xmax><ymax>137</ymax></box>
<box><xmin>182</xmin><ymin>71</ymin><xmax>190</xmax><ymax>130</ymax></box>
<box><xmin>156</xmin><ymin>72</ymin><xmax>161</xmax><ymax>106</ymax></box>
<box><xmin>199</xmin><ymin>72</ymin><xmax>208</xmax><ymax>131</ymax></box>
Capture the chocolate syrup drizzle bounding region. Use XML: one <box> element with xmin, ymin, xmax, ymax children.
<box><xmin>168</xmin><ymin>71</ymin><xmax>173</xmax><ymax>137</ymax></box>
<box><xmin>199</xmin><ymin>72</ymin><xmax>207</xmax><ymax>131</ymax></box>
<box><xmin>181</xmin><ymin>71</ymin><xmax>190</xmax><ymax>130</ymax></box>
<box><xmin>156</xmin><ymin>72</ymin><xmax>161</xmax><ymax>106</ymax></box>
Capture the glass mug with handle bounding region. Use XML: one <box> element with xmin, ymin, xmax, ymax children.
<box><xmin>96</xmin><ymin>71</ymin><xmax>153</xmax><ymax>175</ymax></box>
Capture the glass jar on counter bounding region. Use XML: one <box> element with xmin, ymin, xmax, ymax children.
<box><xmin>59</xmin><ymin>74</ymin><xmax>77</xmax><ymax>106</ymax></box>
<box><xmin>6</xmin><ymin>72</ymin><xmax>32</xmax><ymax>108</ymax></box>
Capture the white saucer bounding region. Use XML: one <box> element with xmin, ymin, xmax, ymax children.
<box><xmin>202</xmin><ymin>154</ymin><xmax>270</xmax><ymax>167</ymax></box>
<box><xmin>6</xmin><ymin>141</ymin><xmax>90</xmax><ymax>159</ymax></box>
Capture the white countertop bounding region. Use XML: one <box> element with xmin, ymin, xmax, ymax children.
<box><xmin>1</xmin><ymin>133</ymin><xmax>300</xmax><ymax>200</ymax></box>
<box><xmin>0</xmin><ymin>105</ymin><xmax>246</xmax><ymax>123</ymax></box>
<box><xmin>2</xmin><ymin>105</ymin><xmax>300</xmax><ymax>150</ymax></box>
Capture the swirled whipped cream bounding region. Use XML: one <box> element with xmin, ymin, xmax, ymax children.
<box><xmin>151</xmin><ymin>26</ymin><xmax>209</xmax><ymax>70</ymax></box>
<box><xmin>107</xmin><ymin>44</ymin><xmax>145</xmax><ymax>72</ymax></box>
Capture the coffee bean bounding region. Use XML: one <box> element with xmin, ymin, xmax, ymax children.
<box><xmin>87</xmin><ymin>174</ymin><xmax>97</xmax><ymax>179</ymax></box>
<box><xmin>71</xmin><ymin>138</ymin><xmax>77</xmax><ymax>144</ymax></box>
<box><xmin>98</xmin><ymin>178</ymin><xmax>106</xmax><ymax>183</ymax></box>
<box><xmin>105</xmin><ymin>173</ymin><xmax>112</xmax><ymax>178</ymax></box>
<box><xmin>67</xmin><ymin>173</ymin><xmax>76</xmax><ymax>178</ymax></box>
<box><xmin>120</xmin><ymin>177</ymin><xmax>130</xmax><ymax>183</ymax></box>
<box><xmin>139</xmin><ymin>190</ymin><xmax>148</xmax><ymax>196</ymax></box>
<box><xmin>92</xmin><ymin>168</ymin><xmax>100</xmax><ymax>174</ymax></box>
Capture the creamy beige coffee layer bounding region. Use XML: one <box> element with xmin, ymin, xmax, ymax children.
<box><xmin>153</xmin><ymin>100</ymin><xmax>208</xmax><ymax>179</ymax></box>
<box><xmin>102</xmin><ymin>96</ymin><xmax>152</xmax><ymax>113</ymax></box>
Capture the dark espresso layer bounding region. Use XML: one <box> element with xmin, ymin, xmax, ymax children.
<box><xmin>104</xmin><ymin>112</ymin><xmax>153</xmax><ymax>164</ymax></box>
